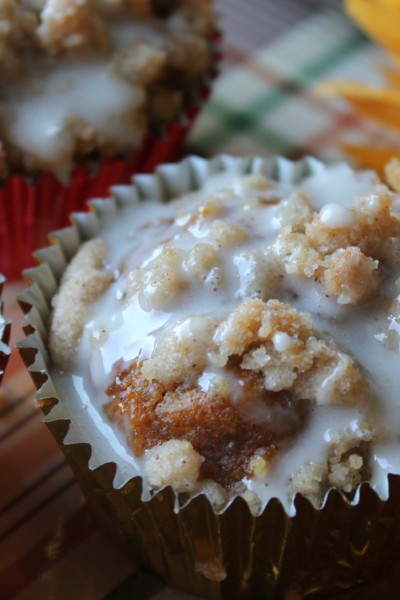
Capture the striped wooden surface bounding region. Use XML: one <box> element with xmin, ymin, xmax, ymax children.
<box><xmin>2</xmin><ymin>1</ymin><xmax>400</xmax><ymax>598</ymax></box>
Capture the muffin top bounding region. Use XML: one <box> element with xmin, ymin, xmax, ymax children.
<box><xmin>0</xmin><ymin>0</ymin><xmax>216</xmax><ymax>178</ymax></box>
<box><xmin>49</xmin><ymin>159</ymin><xmax>400</xmax><ymax>513</ymax></box>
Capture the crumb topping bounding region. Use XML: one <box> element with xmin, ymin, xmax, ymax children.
<box><xmin>37</xmin><ymin>0</ymin><xmax>109</xmax><ymax>55</ymax></box>
<box><xmin>49</xmin><ymin>239</ymin><xmax>112</xmax><ymax>367</ymax></box>
<box><xmin>0</xmin><ymin>1</ymin><xmax>38</xmax><ymax>76</ymax></box>
<box><xmin>289</xmin><ymin>424</ymin><xmax>374</xmax><ymax>505</ymax></box>
<box><xmin>272</xmin><ymin>186</ymin><xmax>400</xmax><ymax>304</ymax></box>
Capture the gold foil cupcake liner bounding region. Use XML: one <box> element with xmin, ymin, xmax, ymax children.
<box><xmin>17</xmin><ymin>155</ymin><xmax>400</xmax><ymax>599</ymax></box>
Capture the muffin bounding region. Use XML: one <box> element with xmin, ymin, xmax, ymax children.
<box><xmin>0</xmin><ymin>0</ymin><xmax>218</xmax><ymax>277</ymax></box>
<box><xmin>18</xmin><ymin>155</ymin><xmax>400</xmax><ymax>599</ymax></box>
<box><xmin>0</xmin><ymin>274</ymin><xmax>10</xmax><ymax>381</ymax></box>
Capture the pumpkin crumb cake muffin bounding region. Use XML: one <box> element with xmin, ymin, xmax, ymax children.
<box><xmin>0</xmin><ymin>0</ymin><xmax>216</xmax><ymax>178</ymax></box>
<box><xmin>47</xmin><ymin>158</ymin><xmax>400</xmax><ymax>516</ymax></box>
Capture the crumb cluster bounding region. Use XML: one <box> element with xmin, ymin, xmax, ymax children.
<box><xmin>0</xmin><ymin>0</ymin><xmax>216</xmax><ymax>175</ymax></box>
<box><xmin>289</xmin><ymin>424</ymin><xmax>374</xmax><ymax>502</ymax></box>
<box><xmin>49</xmin><ymin>169</ymin><xmax>400</xmax><ymax>510</ymax></box>
<box><xmin>272</xmin><ymin>186</ymin><xmax>400</xmax><ymax>304</ymax></box>
<box><xmin>104</xmin><ymin>294</ymin><xmax>372</xmax><ymax>508</ymax></box>
<box><xmin>49</xmin><ymin>239</ymin><xmax>112</xmax><ymax>367</ymax></box>
<box><xmin>0</xmin><ymin>0</ymin><xmax>37</xmax><ymax>76</ymax></box>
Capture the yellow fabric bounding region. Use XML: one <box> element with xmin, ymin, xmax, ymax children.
<box><xmin>346</xmin><ymin>0</ymin><xmax>400</xmax><ymax>59</ymax></box>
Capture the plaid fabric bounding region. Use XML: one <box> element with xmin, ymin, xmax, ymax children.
<box><xmin>2</xmin><ymin>1</ymin><xmax>400</xmax><ymax>599</ymax></box>
<box><xmin>188</xmin><ymin>3</ymin><xmax>387</xmax><ymax>163</ymax></box>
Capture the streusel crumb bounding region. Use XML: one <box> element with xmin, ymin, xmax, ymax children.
<box><xmin>319</xmin><ymin>247</ymin><xmax>379</xmax><ymax>305</ymax></box>
<box><xmin>144</xmin><ymin>439</ymin><xmax>204</xmax><ymax>492</ymax></box>
<box><xmin>38</xmin><ymin>0</ymin><xmax>109</xmax><ymax>55</ymax></box>
<box><xmin>305</xmin><ymin>187</ymin><xmax>400</xmax><ymax>260</ymax></box>
<box><xmin>49</xmin><ymin>239</ymin><xmax>112</xmax><ymax>368</ymax></box>
<box><xmin>290</xmin><ymin>424</ymin><xmax>373</xmax><ymax>506</ymax></box>
<box><xmin>385</xmin><ymin>157</ymin><xmax>400</xmax><ymax>193</ymax></box>
<box><xmin>0</xmin><ymin>0</ymin><xmax>38</xmax><ymax>74</ymax></box>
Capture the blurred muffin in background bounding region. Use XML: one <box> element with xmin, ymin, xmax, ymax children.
<box><xmin>0</xmin><ymin>0</ymin><xmax>218</xmax><ymax>277</ymax></box>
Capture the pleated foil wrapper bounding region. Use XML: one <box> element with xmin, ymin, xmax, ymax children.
<box><xmin>0</xmin><ymin>36</ymin><xmax>219</xmax><ymax>280</ymax></box>
<box><xmin>17</xmin><ymin>155</ymin><xmax>400</xmax><ymax>599</ymax></box>
<box><xmin>0</xmin><ymin>274</ymin><xmax>11</xmax><ymax>382</ymax></box>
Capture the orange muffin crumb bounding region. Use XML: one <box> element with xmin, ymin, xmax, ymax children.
<box><xmin>105</xmin><ymin>359</ymin><xmax>307</xmax><ymax>487</ymax></box>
